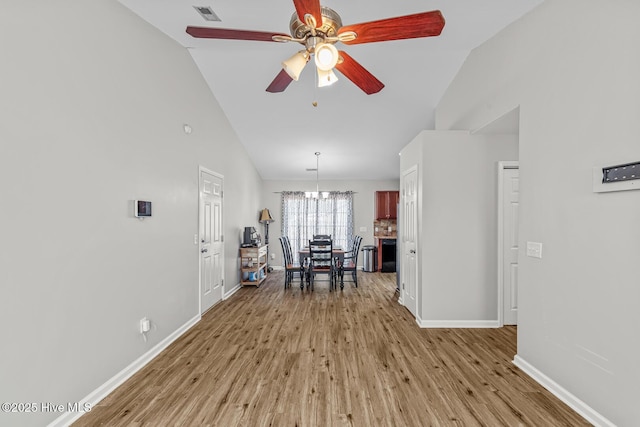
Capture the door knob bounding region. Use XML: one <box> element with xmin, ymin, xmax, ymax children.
<box><xmin>409</xmin><ymin>249</ymin><xmax>416</xmax><ymax>254</ymax></box>
<box><xmin>201</xmin><ymin>248</ymin><xmax>208</xmax><ymax>253</ymax></box>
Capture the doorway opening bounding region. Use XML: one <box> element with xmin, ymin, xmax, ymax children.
<box><xmin>472</xmin><ymin>106</ymin><xmax>520</xmax><ymax>328</ymax></box>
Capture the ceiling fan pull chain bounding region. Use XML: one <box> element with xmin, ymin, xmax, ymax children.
<box><xmin>312</xmin><ymin>66</ymin><xmax>319</xmax><ymax>107</ymax></box>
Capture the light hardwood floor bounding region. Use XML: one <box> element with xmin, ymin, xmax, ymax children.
<box><xmin>74</xmin><ymin>271</ymin><xmax>589</xmax><ymax>426</ymax></box>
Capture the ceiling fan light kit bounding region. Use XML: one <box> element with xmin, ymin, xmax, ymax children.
<box><xmin>282</xmin><ymin>50</ymin><xmax>310</xmax><ymax>81</ymax></box>
<box><xmin>317</xmin><ymin>68</ymin><xmax>338</xmax><ymax>88</ymax></box>
<box><xmin>314</xmin><ymin>42</ymin><xmax>339</xmax><ymax>71</ymax></box>
<box><xmin>186</xmin><ymin>1</ymin><xmax>445</xmax><ymax>95</ymax></box>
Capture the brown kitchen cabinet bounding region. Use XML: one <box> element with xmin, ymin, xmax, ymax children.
<box><xmin>375</xmin><ymin>191</ymin><xmax>400</xmax><ymax>220</ymax></box>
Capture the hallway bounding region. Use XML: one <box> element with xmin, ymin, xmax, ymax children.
<box><xmin>74</xmin><ymin>271</ymin><xmax>588</xmax><ymax>426</ymax></box>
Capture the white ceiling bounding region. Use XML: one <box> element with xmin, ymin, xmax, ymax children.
<box><xmin>118</xmin><ymin>0</ymin><xmax>541</xmax><ymax>180</ymax></box>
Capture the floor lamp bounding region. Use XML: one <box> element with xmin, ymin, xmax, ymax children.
<box><xmin>259</xmin><ymin>208</ymin><xmax>274</xmax><ymax>272</ymax></box>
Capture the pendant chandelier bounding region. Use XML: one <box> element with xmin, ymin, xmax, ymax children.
<box><xmin>305</xmin><ymin>152</ymin><xmax>329</xmax><ymax>199</ymax></box>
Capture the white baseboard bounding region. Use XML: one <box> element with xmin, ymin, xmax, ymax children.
<box><xmin>513</xmin><ymin>355</ymin><xmax>615</xmax><ymax>427</ymax></box>
<box><xmin>418</xmin><ymin>319</ymin><xmax>500</xmax><ymax>328</ymax></box>
<box><xmin>224</xmin><ymin>283</ymin><xmax>242</xmax><ymax>299</ymax></box>
<box><xmin>48</xmin><ymin>314</ymin><xmax>201</xmax><ymax>427</ymax></box>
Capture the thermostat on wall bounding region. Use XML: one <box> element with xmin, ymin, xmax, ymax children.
<box><xmin>134</xmin><ymin>200</ymin><xmax>152</xmax><ymax>217</ymax></box>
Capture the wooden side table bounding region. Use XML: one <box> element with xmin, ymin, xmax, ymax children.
<box><xmin>239</xmin><ymin>244</ymin><xmax>268</xmax><ymax>287</ymax></box>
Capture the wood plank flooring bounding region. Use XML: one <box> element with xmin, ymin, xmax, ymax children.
<box><xmin>74</xmin><ymin>271</ymin><xmax>589</xmax><ymax>426</ymax></box>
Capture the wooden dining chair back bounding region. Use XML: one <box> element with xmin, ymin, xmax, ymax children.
<box><xmin>285</xmin><ymin>236</ymin><xmax>306</xmax><ymax>287</ymax></box>
<box><xmin>307</xmin><ymin>239</ymin><xmax>336</xmax><ymax>291</ymax></box>
<box><xmin>312</xmin><ymin>234</ymin><xmax>331</xmax><ymax>242</ymax></box>
<box><xmin>338</xmin><ymin>235</ymin><xmax>363</xmax><ymax>288</ymax></box>
<box><xmin>279</xmin><ymin>237</ymin><xmax>301</xmax><ymax>289</ymax></box>
<box><xmin>286</xmin><ymin>236</ymin><xmax>309</xmax><ymax>287</ymax></box>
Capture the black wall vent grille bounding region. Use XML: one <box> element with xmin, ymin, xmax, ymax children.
<box><xmin>602</xmin><ymin>162</ymin><xmax>640</xmax><ymax>183</ymax></box>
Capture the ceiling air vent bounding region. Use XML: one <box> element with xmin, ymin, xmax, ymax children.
<box><xmin>193</xmin><ymin>6</ymin><xmax>221</xmax><ymax>22</ymax></box>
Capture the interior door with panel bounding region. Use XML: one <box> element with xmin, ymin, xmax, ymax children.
<box><xmin>200</xmin><ymin>169</ymin><xmax>224</xmax><ymax>314</ymax></box>
<box><xmin>501</xmin><ymin>165</ymin><xmax>519</xmax><ymax>325</ymax></box>
<box><xmin>401</xmin><ymin>166</ymin><xmax>418</xmax><ymax>317</ymax></box>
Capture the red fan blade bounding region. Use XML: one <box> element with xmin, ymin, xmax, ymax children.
<box><xmin>338</xmin><ymin>10</ymin><xmax>445</xmax><ymax>45</ymax></box>
<box><xmin>292</xmin><ymin>0</ymin><xmax>322</xmax><ymax>28</ymax></box>
<box><xmin>266</xmin><ymin>69</ymin><xmax>294</xmax><ymax>93</ymax></box>
<box><xmin>334</xmin><ymin>51</ymin><xmax>384</xmax><ymax>95</ymax></box>
<box><xmin>186</xmin><ymin>26</ymin><xmax>289</xmax><ymax>42</ymax></box>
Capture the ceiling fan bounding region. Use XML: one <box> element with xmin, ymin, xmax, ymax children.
<box><xmin>186</xmin><ymin>0</ymin><xmax>445</xmax><ymax>95</ymax></box>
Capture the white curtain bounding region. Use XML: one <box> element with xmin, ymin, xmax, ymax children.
<box><xmin>281</xmin><ymin>191</ymin><xmax>354</xmax><ymax>260</ymax></box>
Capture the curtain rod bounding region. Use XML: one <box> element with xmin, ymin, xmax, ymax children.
<box><xmin>272</xmin><ymin>191</ymin><xmax>357</xmax><ymax>194</ymax></box>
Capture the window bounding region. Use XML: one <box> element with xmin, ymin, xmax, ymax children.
<box><xmin>281</xmin><ymin>191</ymin><xmax>354</xmax><ymax>258</ymax></box>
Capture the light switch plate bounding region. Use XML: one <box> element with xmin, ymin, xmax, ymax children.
<box><xmin>359</xmin><ymin>226</ymin><xmax>367</xmax><ymax>232</ymax></box>
<box><xmin>526</xmin><ymin>241</ymin><xmax>543</xmax><ymax>259</ymax></box>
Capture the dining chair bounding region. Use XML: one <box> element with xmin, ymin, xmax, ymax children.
<box><xmin>312</xmin><ymin>234</ymin><xmax>332</xmax><ymax>242</ymax></box>
<box><xmin>284</xmin><ymin>236</ymin><xmax>306</xmax><ymax>288</ymax></box>
<box><xmin>307</xmin><ymin>239</ymin><xmax>336</xmax><ymax>291</ymax></box>
<box><xmin>279</xmin><ymin>237</ymin><xmax>301</xmax><ymax>289</ymax></box>
<box><xmin>338</xmin><ymin>235</ymin><xmax>363</xmax><ymax>288</ymax></box>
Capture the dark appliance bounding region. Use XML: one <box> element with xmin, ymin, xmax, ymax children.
<box><xmin>380</xmin><ymin>239</ymin><xmax>397</xmax><ymax>272</ymax></box>
<box><xmin>242</xmin><ymin>227</ymin><xmax>259</xmax><ymax>247</ymax></box>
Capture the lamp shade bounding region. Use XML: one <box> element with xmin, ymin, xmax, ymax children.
<box><xmin>259</xmin><ymin>208</ymin><xmax>274</xmax><ymax>223</ymax></box>
<box><xmin>282</xmin><ymin>50</ymin><xmax>309</xmax><ymax>81</ymax></box>
<box><xmin>314</xmin><ymin>43</ymin><xmax>339</xmax><ymax>71</ymax></box>
<box><xmin>317</xmin><ymin>68</ymin><xmax>338</xmax><ymax>88</ymax></box>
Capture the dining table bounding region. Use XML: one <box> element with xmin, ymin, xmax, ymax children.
<box><xmin>297</xmin><ymin>246</ymin><xmax>345</xmax><ymax>287</ymax></box>
<box><xmin>298</xmin><ymin>246</ymin><xmax>345</xmax><ymax>265</ymax></box>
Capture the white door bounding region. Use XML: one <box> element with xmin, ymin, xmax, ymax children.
<box><xmin>200</xmin><ymin>169</ymin><xmax>224</xmax><ymax>313</ymax></box>
<box><xmin>401</xmin><ymin>165</ymin><xmax>418</xmax><ymax>317</ymax></box>
<box><xmin>501</xmin><ymin>166</ymin><xmax>519</xmax><ymax>325</ymax></box>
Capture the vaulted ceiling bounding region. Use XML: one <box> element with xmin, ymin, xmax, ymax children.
<box><xmin>119</xmin><ymin>0</ymin><xmax>542</xmax><ymax>180</ymax></box>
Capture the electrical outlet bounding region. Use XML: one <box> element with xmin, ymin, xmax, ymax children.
<box><xmin>271</xmin><ymin>253</ymin><xmax>275</xmax><ymax>260</ymax></box>
<box><xmin>526</xmin><ymin>241</ymin><xmax>543</xmax><ymax>259</ymax></box>
<box><xmin>359</xmin><ymin>226</ymin><xmax>367</xmax><ymax>232</ymax></box>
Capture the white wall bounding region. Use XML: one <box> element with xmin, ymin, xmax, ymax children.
<box><xmin>262</xmin><ymin>179</ymin><xmax>399</xmax><ymax>266</ymax></box>
<box><xmin>436</xmin><ymin>0</ymin><xmax>640</xmax><ymax>424</ymax></box>
<box><xmin>0</xmin><ymin>2</ymin><xmax>262</xmax><ymax>426</ymax></box>
<box><xmin>400</xmin><ymin>131</ymin><xmax>518</xmax><ymax>324</ymax></box>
